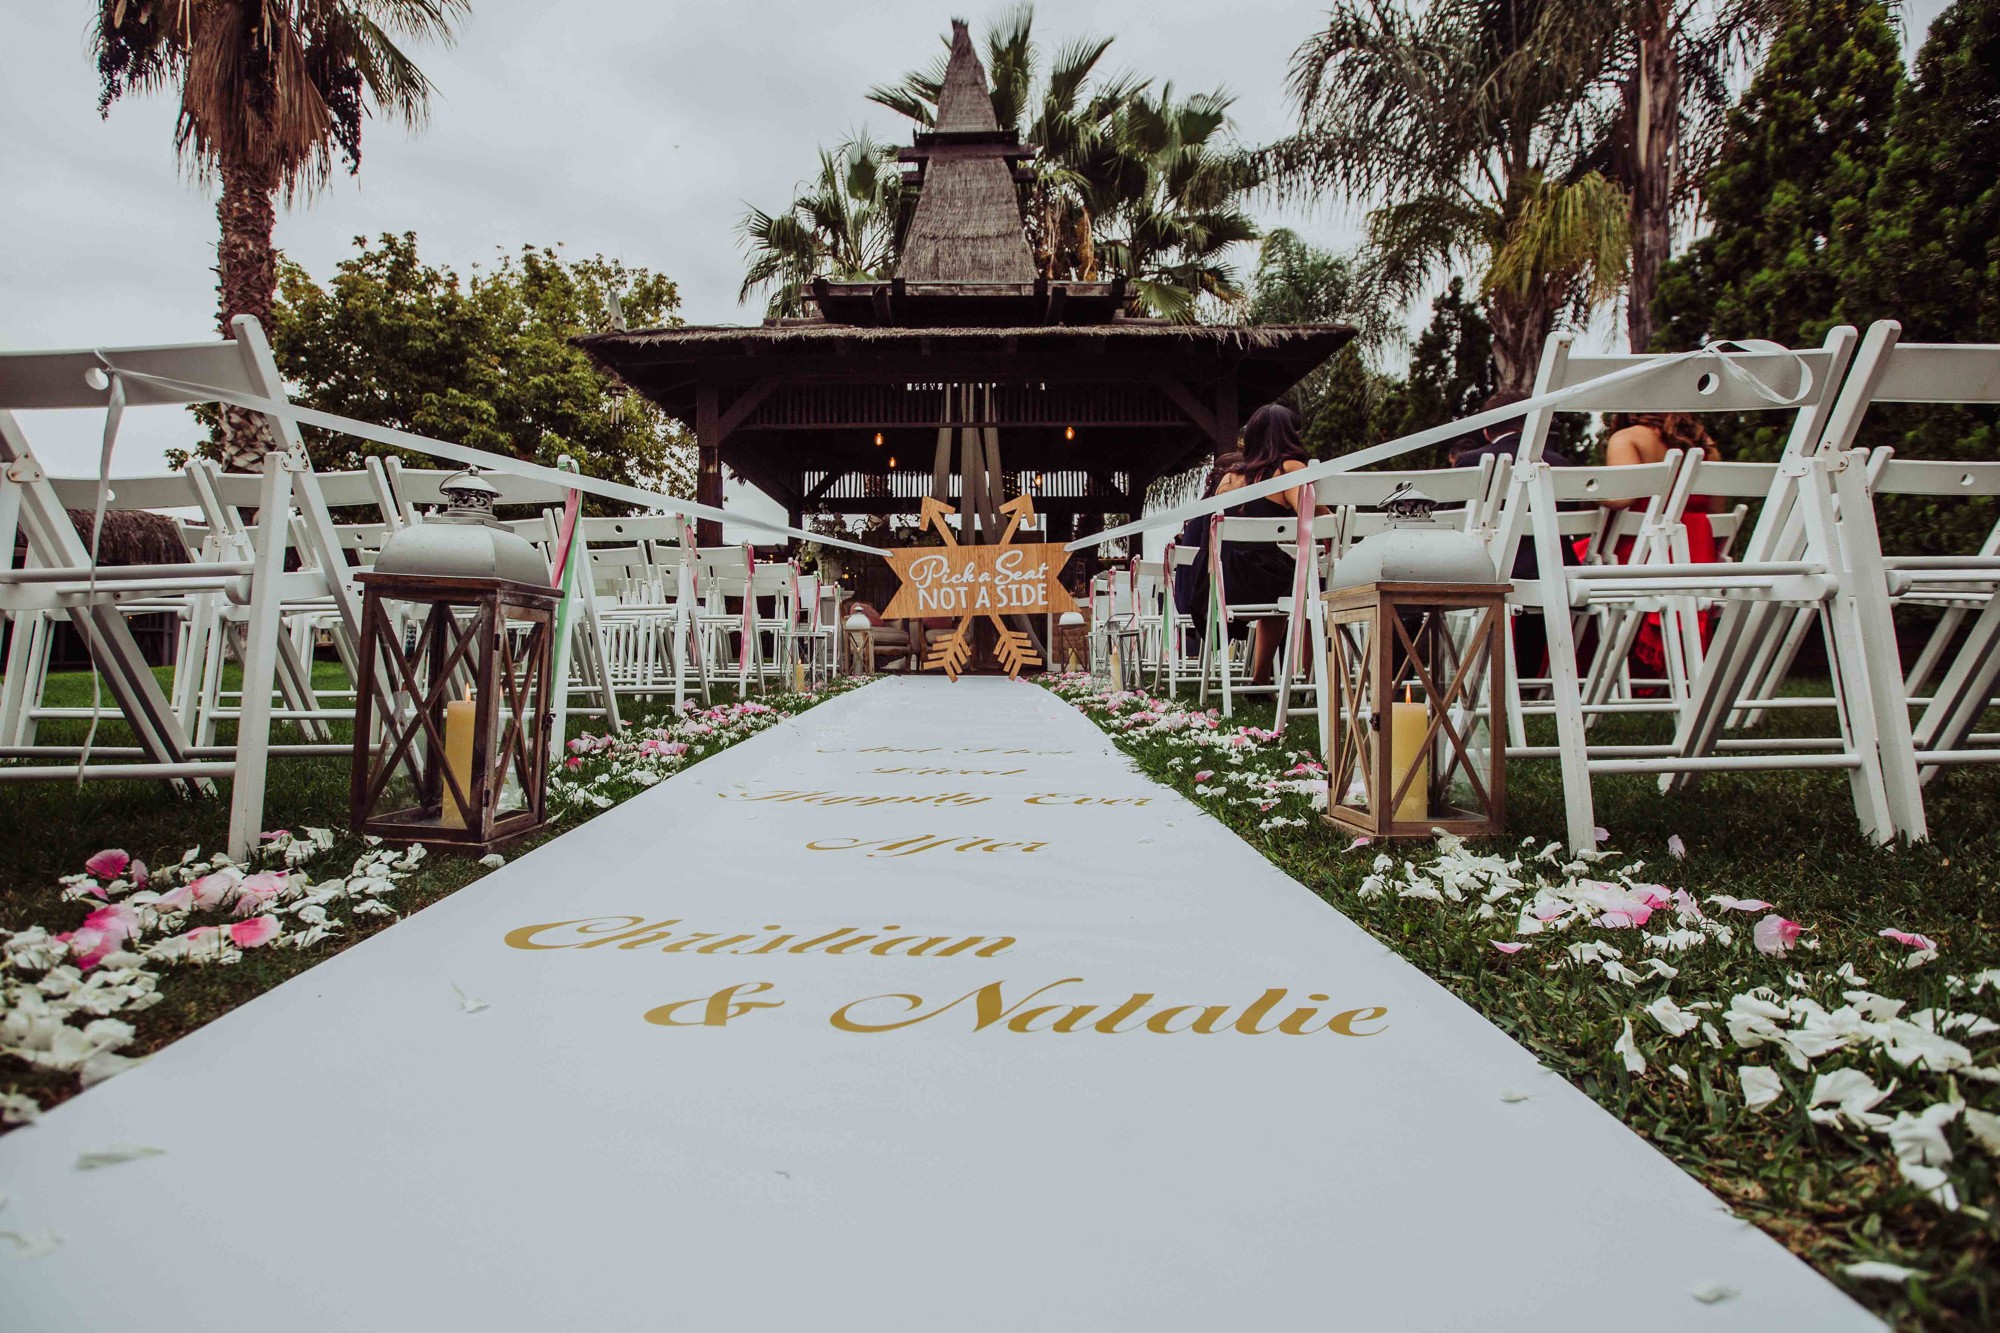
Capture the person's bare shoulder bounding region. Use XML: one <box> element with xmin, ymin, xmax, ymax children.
<box><xmin>1605</xmin><ymin>427</ymin><xmax>1653</xmax><ymax>466</ymax></box>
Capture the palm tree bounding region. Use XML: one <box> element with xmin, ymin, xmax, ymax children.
<box><xmin>1603</xmin><ymin>0</ymin><xmax>1812</xmax><ymax>350</ymax></box>
<box><xmin>1272</xmin><ymin>0</ymin><xmax>1631</xmax><ymax>390</ymax></box>
<box><xmin>1096</xmin><ymin>85</ymin><xmax>1262</xmax><ymax>321</ymax></box>
<box><xmin>93</xmin><ymin>0</ymin><xmax>465</xmax><ymax>468</ymax></box>
<box><xmin>865</xmin><ymin>6</ymin><xmax>1259</xmax><ymax>321</ymax></box>
<box><xmin>737</xmin><ymin>132</ymin><xmax>913</xmax><ymax>319</ymax></box>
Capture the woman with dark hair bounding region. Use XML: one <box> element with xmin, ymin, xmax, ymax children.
<box><xmin>1186</xmin><ymin>402</ymin><xmax>1315</xmax><ymax>686</ymax></box>
<box><xmin>1601</xmin><ymin>412</ymin><xmax>1725</xmax><ymax>684</ymax></box>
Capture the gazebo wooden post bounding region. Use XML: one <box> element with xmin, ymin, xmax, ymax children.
<box><xmin>696</xmin><ymin>384</ymin><xmax>722</xmax><ymax>547</ymax></box>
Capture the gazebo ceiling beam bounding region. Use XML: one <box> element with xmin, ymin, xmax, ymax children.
<box><xmin>715</xmin><ymin>378</ymin><xmax>779</xmax><ymax>442</ymax></box>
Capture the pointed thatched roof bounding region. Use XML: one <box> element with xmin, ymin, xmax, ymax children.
<box><xmin>894</xmin><ymin>20</ymin><xmax>1038</xmax><ymax>285</ymax></box>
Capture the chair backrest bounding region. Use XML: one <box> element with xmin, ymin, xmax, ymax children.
<box><xmin>385</xmin><ymin>460</ymin><xmax>574</xmax><ymax>518</ymax></box>
<box><xmin>1318</xmin><ymin>464</ymin><xmax>1492</xmax><ymax>510</ymax></box>
<box><xmin>1213</xmin><ymin>515</ymin><xmax>1301</xmax><ymax>544</ymax></box>
<box><xmin>699</xmin><ymin>546</ymin><xmax>754</xmax><ymax>599</ymax></box>
<box><xmin>1499</xmin><ymin>328</ymin><xmax>1862</xmax><ymax>575</ymax></box>
<box><xmin>1548</xmin><ymin>458</ymin><xmax>1682</xmax><ymax>506</ymax></box>
<box><xmin>1861</xmin><ymin>341</ymin><xmax>2000</xmax><ymax>407</ymax></box>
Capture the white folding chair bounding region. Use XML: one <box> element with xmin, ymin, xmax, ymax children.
<box><xmin>1491</xmin><ymin>327</ymin><xmax>1921</xmax><ymax>850</ymax></box>
<box><xmin>0</xmin><ymin>315</ymin><xmax>370</xmax><ymax>858</ymax></box>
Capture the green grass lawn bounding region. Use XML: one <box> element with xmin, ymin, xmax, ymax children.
<box><xmin>0</xmin><ymin>662</ymin><xmax>850</xmax><ymax>1127</ymax></box>
<box><xmin>1049</xmin><ymin>673</ymin><xmax>1998</xmax><ymax>1333</ymax></box>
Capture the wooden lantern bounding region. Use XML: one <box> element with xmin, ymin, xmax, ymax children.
<box><xmin>350</xmin><ymin>471</ymin><xmax>558</xmax><ymax>854</ymax></box>
<box><xmin>1322</xmin><ymin>489</ymin><xmax>1508</xmax><ymax>839</ymax></box>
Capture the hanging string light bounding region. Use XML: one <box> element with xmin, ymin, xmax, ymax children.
<box><xmin>874</xmin><ymin>432</ymin><xmax>884</xmax><ymax>447</ymax></box>
<box><xmin>1064</xmin><ymin>425</ymin><xmax>1076</xmax><ymax>442</ymax></box>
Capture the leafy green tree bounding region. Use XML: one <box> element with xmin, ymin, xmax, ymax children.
<box><xmin>1372</xmin><ymin>279</ymin><xmax>1500</xmax><ymax>469</ymax></box>
<box><xmin>94</xmin><ymin>0</ymin><xmax>466</xmax><ymax>469</ymax></box>
<box><xmin>1840</xmin><ymin>0</ymin><xmax>2000</xmax><ymax>343</ymax></box>
<box><xmin>1838</xmin><ymin>0</ymin><xmax>2000</xmax><ymax>556</ymax></box>
<box><xmin>1272</xmin><ymin>0</ymin><xmax>1631</xmax><ymax>391</ymax></box>
<box><xmin>178</xmin><ymin>233</ymin><xmax>694</xmax><ymax>504</ymax></box>
<box><xmin>1651</xmin><ymin>0</ymin><xmax>1903</xmax><ymax>362</ymax></box>
<box><xmin>737</xmin><ymin>132</ymin><xmax>913</xmax><ymax>319</ymax></box>
<box><xmin>1245</xmin><ymin>229</ymin><xmax>1395</xmax><ymax>458</ymax></box>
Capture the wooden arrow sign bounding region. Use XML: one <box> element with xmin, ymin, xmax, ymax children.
<box><xmin>881</xmin><ymin>495</ymin><xmax>1077</xmax><ymax>680</ymax></box>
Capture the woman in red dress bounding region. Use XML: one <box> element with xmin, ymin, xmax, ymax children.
<box><xmin>1601</xmin><ymin>413</ymin><xmax>1723</xmax><ymax>680</ymax></box>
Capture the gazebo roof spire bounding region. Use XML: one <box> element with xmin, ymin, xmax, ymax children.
<box><xmin>893</xmin><ymin>19</ymin><xmax>1038</xmax><ymax>285</ymax></box>
<box><xmin>933</xmin><ymin>19</ymin><xmax>1002</xmax><ymax>134</ymax></box>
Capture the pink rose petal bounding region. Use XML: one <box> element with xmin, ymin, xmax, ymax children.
<box><xmin>232</xmin><ymin>870</ymin><xmax>288</xmax><ymax>915</ymax></box>
<box><xmin>229</xmin><ymin>916</ymin><xmax>281</xmax><ymax>949</ymax></box>
<box><xmin>1877</xmin><ymin>928</ymin><xmax>1938</xmax><ymax>951</ymax></box>
<box><xmin>1491</xmin><ymin>941</ymin><xmax>1527</xmax><ymax>955</ymax></box>
<box><xmin>84</xmin><ymin>849</ymin><xmax>130</xmax><ymax>880</ymax></box>
<box><xmin>1708</xmin><ymin>895</ymin><xmax>1775</xmax><ymax>914</ymax></box>
<box><xmin>1666</xmin><ymin>834</ymin><xmax>1686</xmax><ymax>860</ymax></box>
<box><xmin>189</xmin><ymin>869</ymin><xmax>241</xmax><ymax>910</ymax></box>
<box><xmin>1193</xmin><ymin>771</ymin><xmax>1213</xmax><ymax>783</ymax></box>
<box><xmin>1753</xmin><ymin>914</ymin><xmax>1804</xmax><ymax>957</ymax></box>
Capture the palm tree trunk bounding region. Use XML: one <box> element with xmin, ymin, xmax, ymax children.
<box><xmin>1488</xmin><ymin>287</ymin><xmax>1556</xmax><ymax>394</ymax></box>
<box><xmin>1625</xmin><ymin>6</ymin><xmax>1680</xmax><ymax>353</ymax></box>
<box><xmin>215</xmin><ymin>153</ymin><xmax>279</xmax><ymax>471</ymax></box>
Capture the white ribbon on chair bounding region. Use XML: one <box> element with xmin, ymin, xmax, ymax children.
<box><xmin>1068</xmin><ymin>340</ymin><xmax>1815</xmax><ymax>553</ymax></box>
<box><xmin>74</xmin><ymin>356</ymin><xmax>129</xmax><ymax>776</ymax></box>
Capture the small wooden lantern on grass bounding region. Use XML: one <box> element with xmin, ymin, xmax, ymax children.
<box><xmin>351</xmin><ymin>470</ymin><xmax>558</xmax><ymax>855</ymax></box>
<box><xmin>1323</xmin><ymin>487</ymin><xmax>1509</xmax><ymax>840</ymax></box>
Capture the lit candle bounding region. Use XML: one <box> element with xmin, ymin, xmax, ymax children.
<box><xmin>794</xmin><ymin>661</ymin><xmax>808</xmax><ymax>693</ymax></box>
<box><xmin>441</xmin><ymin>685</ymin><xmax>476</xmax><ymax>829</ymax></box>
<box><xmin>1389</xmin><ymin>683</ymin><xmax>1430</xmax><ymax>825</ymax></box>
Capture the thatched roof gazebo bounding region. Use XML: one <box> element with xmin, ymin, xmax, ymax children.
<box><xmin>579</xmin><ymin>19</ymin><xmax>1353</xmax><ymax>550</ymax></box>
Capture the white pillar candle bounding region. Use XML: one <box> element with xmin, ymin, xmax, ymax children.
<box><xmin>441</xmin><ymin>686</ymin><xmax>476</xmax><ymax>829</ymax></box>
<box><xmin>1389</xmin><ymin>685</ymin><xmax>1430</xmax><ymax>825</ymax></box>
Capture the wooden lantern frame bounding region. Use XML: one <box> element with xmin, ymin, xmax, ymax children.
<box><xmin>1322</xmin><ymin>581</ymin><xmax>1508</xmax><ymax>839</ymax></box>
<box><xmin>351</xmin><ymin>571</ymin><xmax>558</xmax><ymax>854</ymax></box>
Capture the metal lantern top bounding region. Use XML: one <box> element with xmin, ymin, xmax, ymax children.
<box><xmin>1327</xmin><ymin>484</ymin><xmax>1497</xmax><ymax>590</ymax></box>
<box><xmin>372</xmin><ymin>468</ymin><xmax>551</xmax><ymax>587</ymax></box>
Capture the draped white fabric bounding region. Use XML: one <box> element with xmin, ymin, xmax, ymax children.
<box><xmin>0</xmin><ymin>677</ymin><xmax>1875</xmax><ymax>1331</ymax></box>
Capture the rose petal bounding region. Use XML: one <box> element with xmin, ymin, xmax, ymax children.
<box><xmin>1708</xmin><ymin>895</ymin><xmax>1775</xmax><ymax>913</ymax></box>
<box><xmin>1491</xmin><ymin>941</ymin><xmax>1527</xmax><ymax>955</ymax></box>
<box><xmin>1752</xmin><ymin>914</ymin><xmax>1803</xmax><ymax>956</ymax></box>
<box><xmin>84</xmin><ymin>849</ymin><xmax>130</xmax><ymax>880</ymax></box>
<box><xmin>1878</xmin><ymin>928</ymin><xmax>1938</xmax><ymax>951</ymax></box>
<box><xmin>1666</xmin><ymin>834</ymin><xmax>1686</xmax><ymax>860</ymax></box>
<box><xmin>229</xmin><ymin>916</ymin><xmax>280</xmax><ymax>949</ymax></box>
<box><xmin>1738</xmin><ymin>1065</ymin><xmax>1784</xmax><ymax>1110</ymax></box>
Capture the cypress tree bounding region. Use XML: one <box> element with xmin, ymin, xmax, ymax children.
<box><xmin>1650</xmin><ymin>0</ymin><xmax>1903</xmax><ymax>367</ymax></box>
<box><xmin>1839</xmin><ymin>0</ymin><xmax>2000</xmax><ymax>557</ymax></box>
<box><xmin>1840</xmin><ymin>0</ymin><xmax>2000</xmax><ymax>341</ymax></box>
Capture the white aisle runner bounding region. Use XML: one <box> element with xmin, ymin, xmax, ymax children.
<box><xmin>1</xmin><ymin>677</ymin><xmax>1873</xmax><ymax>1331</ymax></box>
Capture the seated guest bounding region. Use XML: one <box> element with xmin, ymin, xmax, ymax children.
<box><xmin>1186</xmin><ymin>403</ymin><xmax>1320</xmax><ymax>687</ymax></box>
<box><xmin>1601</xmin><ymin>413</ymin><xmax>1725</xmax><ymax>682</ymax></box>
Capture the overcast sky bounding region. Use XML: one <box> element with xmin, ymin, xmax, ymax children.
<box><xmin>1</xmin><ymin>0</ymin><xmax>1953</xmax><ymax>486</ymax></box>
